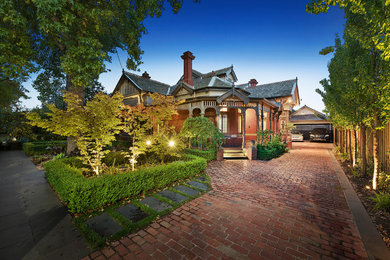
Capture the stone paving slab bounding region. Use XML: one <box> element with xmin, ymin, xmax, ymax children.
<box><xmin>196</xmin><ymin>176</ymin><xmax>206</xmax><ymax>182</ymax></box>
<box><xmin>140</xmin><ymin>196</ymin><xmax>172</xmax><ymax>212</ymax></box>
<box><xmin>86</xmin><ymin>213</ymin><xmax>122</xmax><ymax>237</ymax></box>
<box><xmin>87</xmin><ymin>142</ymin><xmax>375</xmax><ymax>260</ymax></box>
<box><xmin>115</xmin><ymin>204</ymin><xmax>149</xmax><ymax>223</ymax></box>
<box><xmin>187</xmin><ymin>180</ymin><xmax>208</xmax><ymax>191</ymax></box>
<box><xmin>173</xmin><ymin>185</ymin><xmax>201</xmax><ymax>197</ymax></box>
<box><xmin>157</xmin><ymin>190</ymin><xmax>188</xmax><ymax>203</ymax></box>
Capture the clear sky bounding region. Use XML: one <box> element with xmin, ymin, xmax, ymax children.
<box><xmin>22</xmin><ymin>0</ymin><xmax>345</xmax><ymax>112</ymax></box>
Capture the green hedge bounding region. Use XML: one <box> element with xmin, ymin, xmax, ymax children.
<box><xmin>184</xmin><ymin>148</ymin><xmax>216</xmax><ymax>162</ymax></box>
<box><xmin>23</xmin><ymin>141</ymin><xmax>67</xmax><ymax>156</ymax></box>
<box><xmin>257</xmin><ymin>144</ymin><xmax>285</xmax><ymax>160</ymax></box>
<box><xmin>44</xmin><ymin>154</ymin><xmax>207</xmax><ymax>213</ymax></box>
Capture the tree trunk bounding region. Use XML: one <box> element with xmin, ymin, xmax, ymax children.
<box><xmin>372</xmin><ymin>112</ymin><xmax>379</xmax><ymax>190</ymax></box>
<box><xmin>65</xmin><ymin>75</ymin><xmax>84</xmax><ymax>155</ymax></box>
<box><xmin>353</xmin><ymin>128</ymin><xmax>357</xmax><ymax>167</ymax></box>
<box><xmin>361</xmin><ymin>126</ymin><xmax>367</xmax><ymax>176</ymax></box>
<box><xmin>348</xmin><ymin>129</ymin><xmax>353</xmax><ymax>163</ymax></box>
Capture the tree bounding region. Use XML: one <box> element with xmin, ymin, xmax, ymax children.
<box><xmin>306</xmin><ymin>0</ymin><xmax>390</xmax><ymax>60</ymax></box>
<box><xmin>27</xmin><ymin>92</ymin><xmax>124</xmax><ymax>176</ymax></box>
<box><xmin>121</xmin><ymin>93</ymin><xmax>184</xmax><ymax>167</ymax></box>
<box><xmin>179</xmin><ymin>117</ymin><xmax>224</xmax><ymax>150</ymax></box>
<box><xmin>312</xmin><ymin>5</ymin><xmax>390</xmax><ymax>189</ymax></box>
<box><xmin>1</xmin><ymin>0</ymin><xmax>184</xmax><ymax>152</ymax></box>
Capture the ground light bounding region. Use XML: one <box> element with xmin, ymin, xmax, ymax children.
<box><xmin>169</xmin><ymin>140</ymin><xmax>175</xmax><ymax>147</ymax></box>
<box><xmin>146</xmin><ymin>140</ymin><xmax>151</xmax><ymax>146</ymax></box>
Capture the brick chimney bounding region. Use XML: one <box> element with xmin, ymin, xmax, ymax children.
<box><xmin>142</xmin><ymin>71</ymin><xmax>151</xmax><ymax>79</ymax></box>
<box><xmin>249</xmin><ymin>78</ymin><xmax>258</xmax><ymax>87</ymax></box>
<box><xmin>181</xmin><ymin>51</ymin><xmax>195</xmax><ymax>86</ymax></box>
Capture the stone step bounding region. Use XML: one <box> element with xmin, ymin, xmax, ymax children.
<box><xmin>223</xmin><ymin>149</ymin><xmax>248</xmax><ymax>159</ymax></box>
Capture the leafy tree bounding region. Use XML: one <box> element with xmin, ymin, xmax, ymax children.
<box><xmin>27</xmin><ymin>92</ymin><xmax>124</xmax><ymax>176</ymax></box>
<box><xmin>1</xmin><ymin>0</ymin><xmax>184</xmax><ymax>152</ymax></box>
<box><xmin>312</xmin><ymin>5</ymin><xmax>390</xmax><ymax>189</ymax></box>
<box><xmin>179</xmin><ymin>117</ymin><xmax>224</xmax><ymax>150</ymax></box>
<box><xmin>306</xmin><ymin>0</ymin><xmax>390</xmax><ymax>60</ymax></box>
<box><xmin>121</xmin><ymin>93</ymin><xmax>183</xmax><ymax>167</ymax></box>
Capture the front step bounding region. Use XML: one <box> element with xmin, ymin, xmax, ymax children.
<box><xmin>223</xmin><ymin>148</ymin><xmax>248</xmax><ymax>159</ymax></box>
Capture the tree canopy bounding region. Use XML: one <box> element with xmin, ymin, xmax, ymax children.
<box><xmin>1</xmin><ymin>0</ymin><xmax>183</xmax><ymax>87</ymax></box>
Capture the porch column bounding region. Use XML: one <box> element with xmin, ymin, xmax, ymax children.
<box><xmin>261</xmin><ymin>104</ymin><xmax>264</xmax><ymax>131</ymax></box>
<box><xmin>256</xmin><ymin>104</ymin><xmax>260</xmax><ymax>135</ymax></box>
<box><xmin>269</xmin><ymin>111</ymin><xmax>272</xmax><ymax>131</ymax></box>
<box><xmin>216</xmin><ymin>107</ymin><xmax>221</xmax><ymax>131</ymax></box>
<box><xmin>241</xmin><ymin>108</ymin><xmax>246</xmax><ymax>149</ymax></box>
<box><xmin>200</xmin><ymin>101</ymin><xmax>205</xmax><ymax>116</ymax></box>
<box><xmin>188</xmin><ymin>103</ymin><xmax>193</xmax><ymax>117</ymax></box>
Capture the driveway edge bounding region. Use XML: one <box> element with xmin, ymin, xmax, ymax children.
<box><xmin>329</xmin><ymin>150</ymin><xmax>390</xmax><ymax>260</ymax></box>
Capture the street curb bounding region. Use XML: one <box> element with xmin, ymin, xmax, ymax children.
<box><xmin>329</xmin><ymin>150</ymin><xmax>390</xmax><ymax>260</ymax></box>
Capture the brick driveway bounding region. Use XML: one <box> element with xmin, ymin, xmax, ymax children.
<box><xmin>86</xmin><ymin>142</ymin><xmax>367</xmax><ymax>259</ymax></box>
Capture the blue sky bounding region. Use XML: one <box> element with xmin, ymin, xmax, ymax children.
<box><xmin>22</xmin><ymin>0</ymin><xmax>345</xmax><ymax>112</ymax></box>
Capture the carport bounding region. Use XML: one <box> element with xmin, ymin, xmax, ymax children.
<box><xmin>290</xmin><ymin>105</ymin><xmax>333</xmax><ymax>141</ymax></box>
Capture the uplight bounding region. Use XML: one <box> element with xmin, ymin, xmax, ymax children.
<box><xmin>146</xmin><ymin>140</ymin><xmax>151</xmax><ymax>146</ymax></box>
<box><xmin>169</xmin><ymin>140</ymin><xmax>175</xmax><ymax>147</ymax></box>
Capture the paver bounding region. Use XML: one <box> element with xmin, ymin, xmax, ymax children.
<box><xmin>186</xmin><ymin>181</ymin><xmax>207</xmax><ymax>191</ymax></box>
<box><xmin>86</xmin><ymin>213</ymin><xmax>122</xmax><ymax>237</ymax></box>
<box><xmin>140</xmin><ymin>196</ymin><xmax>172</xmax><ymax>212</ymax></box>
<box><xmin>173</xmin><ymin>185</ymin><xmax>201</xmax><ymax>197</ymax></box>
<box><xmin>115</xmin><ymin>204</ymin><xmax>149</xmax><ymax>223</ymax></box>
<box><xmin>88</xmin><ymin>143</ymin><xmax>372</xmax><ymax>259</ymax></box>
<box><xmin>196</xmin><ymin>176</ymin><xmax>206</xmax><ymax>182</ymax></box>
<box><xmin>157</xmin><ymin>190</ymin><xmax>188</xmax><ymax>203</ymax></box>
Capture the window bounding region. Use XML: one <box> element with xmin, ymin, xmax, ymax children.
<box><xmin>219</xmin><ymin>113</ymin><xmax>228</xmax><ymax>134</ymax></box>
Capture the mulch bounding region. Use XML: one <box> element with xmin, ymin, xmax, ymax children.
<box><xmin>339</xmin><ymin>158</ymin><xmax>390</xmax><ymax>248</ymax></box>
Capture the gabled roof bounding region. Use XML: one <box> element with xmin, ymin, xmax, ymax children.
<box><xmin>216</xmin><ymin>88</ymin><xmax>250</xmax><ymax>104</ymax></box>
<box><xmin>238</xmin><ymin>79</ymin><xmax>297</xmax><ymax>99</ymax></box>
<box><xmin>290</xmin><ymin>105</ymin><xmax>327</xmax><ymax>121</ymax></box>
<box><xmin>123</xmin><ymin>71</ymin><xmax>171</xmax><ymax>95</ymax></box>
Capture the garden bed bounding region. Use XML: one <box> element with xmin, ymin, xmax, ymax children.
<box><xmin>44</xmin><ymin>153</ymin><xmax>207</xmax><ymax>213</ymax></box>
<box><xmin>335</xmin><ymin>155</ymin><xmax>390</xmax><ymax>248</ymax></box>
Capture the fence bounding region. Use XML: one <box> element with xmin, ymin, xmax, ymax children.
<box><xmin>334</xmin><ymin>122</ymin><xmax>390</xmax><ymax>172</ymax></box>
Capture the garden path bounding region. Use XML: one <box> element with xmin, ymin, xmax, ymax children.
<box><xmin>0</xmin><ymin>150</ymin><xmax>90</xmax><ymax>259</ymax></box>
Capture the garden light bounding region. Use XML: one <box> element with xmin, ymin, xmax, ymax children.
<box><xmin>169</xmin><ymin>140</ymin><xmax>175</xmax><ymax>147</ymax></box>
<box><xmin>146</xmin><ymin>140</ymin><xmax>151</xmax><ymax>146</ymax></box>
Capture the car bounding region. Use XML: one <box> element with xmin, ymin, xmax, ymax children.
<box><xmin>291</xmin><ymin>130</ymin><xmax>304</xmax><ymax>142</ymax></box>
<box><xmin>309</xmin><ymin>128</ymin><xmax>331</xmax><ymax>142</ymax></box>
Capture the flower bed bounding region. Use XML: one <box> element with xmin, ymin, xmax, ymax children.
<box><xmin>257</xmin><ymin>144</ymin><xmax>286</xmax><ymax>160</ymax></box>
<box><xmin>44</xmin><ymin>153</ymin><xmax>207</xmax><ymax>213</ymax></box>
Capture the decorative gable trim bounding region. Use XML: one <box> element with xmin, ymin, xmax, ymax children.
<box><xmin>171</xmin><ymin>81</ymin><xmax>194</xmax><ymax>96</ymax></box>
<box><xmin>217</xmin><ymin>88</ymin><xmax>249</xmax><ymax>104</ymax></box>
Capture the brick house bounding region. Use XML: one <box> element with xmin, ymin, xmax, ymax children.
<box><xmin>113</xmin><ymin>51</ymin><xmax>300</xmax><ymax>149</ymax></box>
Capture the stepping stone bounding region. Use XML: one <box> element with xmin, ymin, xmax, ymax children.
<box><xmin>86</xmin><ymin>213</ymin><xmax>122</xmax><ymax>237</ymax></box>
<box><xmin>196</xmin><ymin>176</ymin><xmax>206</xmax><ymax>182</ymax></box>
<box><xmin>140</xmin><ymin>197</ymin><xmax>172</xmax><ymax>212</ymax></box>
<box><xmin>157</xmin><ymin>190</ymin><xmax>188</xmax><ymax>203</ymax></box>
<box><xmin>187</xmin><ymin>181</ymin><xmax>208</xmax><ymax>191</ymax></box>
<box><xmin>173</xmin><ymin>185</ymin><xmax>200</xmax><ymax>197</ymax></box>
<box><xmin>115</xmin><ymin>204</ymin><xmax>149</xmax><ymax>223</ymax></box>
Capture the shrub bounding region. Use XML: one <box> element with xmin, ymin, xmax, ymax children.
<box><xmin>371</xmin><ymin>192</ymin><xmax>390</xmax><ymax>212</ymax></box>
<box><xmin>184</xmin><ymin>148</ymin><xmax>216</xmax><ymax>162</ymax></box>
<box><xmin>23</xmin><ymin>140</ymin><xmax>67</xmax><ymax>156</ymax></box>
<box><xmin>102</xmin><ymin>151</ymin><xmax>127</xmax><ymax>166</ymax></box>
<box><xmin>44</xmin><ymin>154</ymin><xmax>207</xmax><ymax>213</ymax></box>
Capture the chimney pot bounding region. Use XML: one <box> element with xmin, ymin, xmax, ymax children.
<box><xmin>181</xmin><ymin>51</ymin><xmax>195</xmax><ymax>86</ymax></box>
<box><xmin>142</xmin><ymin>71</ymin><xmax>151</xmax><ymax>79</ymax></box>
<box><xmin>249</xmin><ymin>78</ymin><xmax>258</xmax><ymax>87</ymax></box>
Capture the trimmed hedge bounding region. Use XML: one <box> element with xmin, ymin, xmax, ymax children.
<box><xmin>23</xmin><ymin>140</ymin><xmax>67</xmax><ymax>156</ymax></box>
<box><xmin>184</xmin><ymin>148</ymin><xmax>216</xmax><ymax>162</ymax></box>
<box><xmin>257</xmin><ymin>144</ymin><xmax>285</xmax><ymax>160</ymax></box>
<box><xmin>44</xmin><ymin>154</ymin><xmax>207</xmax><ymax>213</ymax></box>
